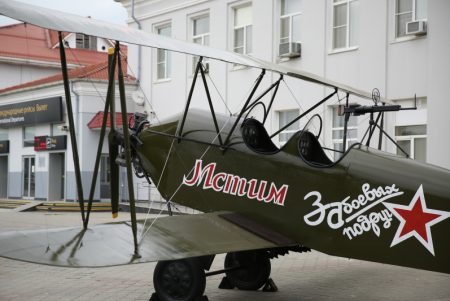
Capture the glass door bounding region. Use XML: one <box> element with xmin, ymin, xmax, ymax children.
<box><xmin>100</xmin><ymin>155</ymin><xmax>111</xmax><ymax>199</ymax></box>
<box><xmin>23</xmin><ymin>156</ymin><xmax>35</xmax><ymax>199</ymax></box>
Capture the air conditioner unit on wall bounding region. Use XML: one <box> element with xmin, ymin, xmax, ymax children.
<box><xmin>279</xmin><ymin>42</ymin><xmax>301</xmax><ymax>58</ymax></box>
<box><xmin>406</xmin><ymin>20</ymin><xmax>427</xmax><ymax>36</ymax></box>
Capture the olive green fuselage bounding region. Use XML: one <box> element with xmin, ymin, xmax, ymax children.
<box><xmin>136</xmin><ymin>109</ymin><xmax>450</xmax><ymax>274</ymax></box>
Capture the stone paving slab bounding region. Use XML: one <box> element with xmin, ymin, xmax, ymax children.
<box><xmin>0</xmin><ymin>212</ymin><xmax>449</xmax><ymax>301</ymax></box>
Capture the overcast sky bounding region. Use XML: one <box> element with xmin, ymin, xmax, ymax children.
<box><xmin>0</xmin><ymin>0</ymin><xmax>128</xmax><ymax>26</ymax></box>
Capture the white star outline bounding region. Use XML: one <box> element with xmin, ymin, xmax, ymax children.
<box><xmin>383</xmin><ymin>185</ymin><xmax>450</xmax><ymax>256</ymax></box>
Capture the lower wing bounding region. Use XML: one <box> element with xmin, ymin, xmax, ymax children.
<box><xmin>0</xmin><ymin>212</ymin><xmax>295</xmax><ymax>267</ymax></box>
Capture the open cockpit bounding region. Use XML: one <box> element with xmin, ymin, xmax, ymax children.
<box><xmin>240</xmin><ymin>117</ymin><xmax>334</xmax><ymax>167</ymax></box>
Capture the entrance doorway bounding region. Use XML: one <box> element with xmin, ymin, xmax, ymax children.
<box><xmin>22</xmin><ymin>156</ymin><xmax>35</xmax><ymax>199</ymax></box>
<box><xmin>0</xmin><ymin>156</ymin><xmax>7</xmax><ymax>198</ymax></box>
<box><xmin>48</xmin><ymin>153</ymin><xmax>65</xmax><ymax>201</ymax></box>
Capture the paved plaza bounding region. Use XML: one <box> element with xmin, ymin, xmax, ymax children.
<box><xmin>0</xmin><ymin>211</ymin><xmax>449</xmax><ymax>301</ymax></box>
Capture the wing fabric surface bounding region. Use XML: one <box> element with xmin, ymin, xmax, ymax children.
<box><xmin>0</xmin><ymin>0</ymin><xmax>387</xmax><ymax>102</ymax></box>
<box><xmin>0</xmin><ymin>212</ymin><xmax>281</xmax><ymax>267</ymax></box>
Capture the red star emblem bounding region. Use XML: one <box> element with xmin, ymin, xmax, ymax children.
<box><xmin>384</xmin><ymin>185</ymin><xmax>450</xmax><ymax>256</ymax></box>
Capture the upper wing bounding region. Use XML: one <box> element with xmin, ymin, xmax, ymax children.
<box><xmin>0</xmin><ymin>212</ymin><xmax>295</xmax><ymax>267</ymax></box>
<box><xmin>0</xmin><ymin>0</ymin><xmax>387</xmax><ymax>102</ymax></box>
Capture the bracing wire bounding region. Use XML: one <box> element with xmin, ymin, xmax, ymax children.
<box><xmin>203</xmin><ymin>63</ymin><xmax>232</xmax><ymax>116</ymax></box>
<box><xmin>138</xmin><ymin>115</ymin><xmax>234</xmax><ymax>242</ymax></box>
<box><xmin>138</xmin><ymin>138</ymin><xmax>175</xmax><ymax>238</ymax></box>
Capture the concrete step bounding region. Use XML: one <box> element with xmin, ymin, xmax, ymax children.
<box><xmin>36</xmin><ymin>202</ymin><xmax>112</xmax><ymax>212</ymax></box>
<box><xmin>0</xmin><ymin>199</ymin><xmax>31</xmax><ymax>209</ymax></box>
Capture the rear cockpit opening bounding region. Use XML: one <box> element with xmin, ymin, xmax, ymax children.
<box><xmin>241</xmin><ymin>118</ymin><xmax>279</xmax><ymax>154</ymax></box>
<box><xmin>297</xmin><ymin>131</ymin><xmax>333</xmax><ymax>166</ymax></box>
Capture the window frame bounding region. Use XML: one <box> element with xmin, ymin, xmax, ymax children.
<box><xmin>191</xmin><ymin>14</ymin><xmax>210</xmax><ymax>74</ymax></box>
<box><xmin>395</xmin><ymin>124</ymin><xmax>427</xmax><ymax>161</ymax></box>
<box><xmin>232</xmin><ymin>3</ymin><xmax>253</xmax><ymax>55</ymax></box>
<box><xmin>332</xmin><ymin>0</ymin><xmax>359</xmax><ymax>50</ymax></box>
<box><xmin>155</xmin><ymin>22</ymin><xmax>172</xmax><ymax>81</ymax></box>
<box><xmin>22</xmin><ymin>126</ymin><xmax>35</xmax><ymax>148</ymax></box>
<box><xmin>75</xmin><ymin>33</ymin><xmax>97</xmax><ymax>50</ymax></box>
<box><xmin>331</xmin><ymin>106</ymin><xmax>358</xmax><ymax>160</ymax></box>
<box><xmin>277</xmin><ymin>109</ymin><xmax>301</xmax><ymax>146</ymax></box>
<box><xmin>395</xmin><ymin>0</ymin><xmax>427</xmax><ymax>39</ymax></box>
<box><xmin>279</xmin><ymin>0</ymin><xmax>302</xmax><ymax>46</ymax></box>
<box><xmin>0</xmin><ymin>128</ymin><xmax>8</xmax><ymax>141</ymax></box>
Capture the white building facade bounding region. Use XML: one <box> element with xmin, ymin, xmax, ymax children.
<box><xmin>118</xmin><ymin>0</ymin><xmax>450</xmax><ymax>170</ymax></box>
<box><xmin>0</xmin><ymin>77</ymin><xmax>139</xmax><ymax>201</ymax></box>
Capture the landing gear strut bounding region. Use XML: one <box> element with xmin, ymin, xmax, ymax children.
<box><xmin>222</xmin><ymin>250</ymin><xmax>272</xmax><ymax>291</ymax></box>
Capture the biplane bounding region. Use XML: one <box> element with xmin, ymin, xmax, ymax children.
<box><xmin>0</xmin><ymin>1</ymin><xmax>449</xmax><ymax>300</ymax></box>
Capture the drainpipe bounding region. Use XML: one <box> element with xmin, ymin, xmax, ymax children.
<box><xmin>131</xmin><ymin>0</ymin><xmax>142</xmax><ymax>82</ymax></box>
<box><xmin>70</xmin><ymin>81</ymin><xmax>80</xmax><ymax>140</ymax></box>
<box><xmin>70</xmin><ymin>81</ymin><xmax>81</xmax><ymax>201</ymax></box>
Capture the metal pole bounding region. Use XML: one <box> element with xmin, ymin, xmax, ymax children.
<box><xmin>58</xmin><ymin>32</ymin><xmax>85</xmax><ymax>224</ymax></box>
<box><xmin>342</xmin><ymin>93</ymin><xmax>350</xmax><ymax>153</ymax></box>
<box><xmin>263</xmin><ymin>75</ymin><xmax>283</xmax><ymax>124</ymax></box>
<box><xmin>84</xmin><ymin>47</ymin><xmax>117</xmax><ymax>228</ymax></box>
<box><xmin>116</xmin><ymin>42</ymin><xmax>139</xmax><ymax>256</ymax></box>
<box><xmin>378</xmin><ymin>112</ymin><xmax>385</xmax><ymax>150</ymax></box>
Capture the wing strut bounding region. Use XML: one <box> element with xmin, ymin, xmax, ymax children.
<box><xmin>84</xmin><ymin>47</ymin><xmax>118</xmax><ymax>228</ymax></box>
<box><xmin>223</xmin><ymin>69</ymin><xmax>266</xmax><ymax>146</ymax></box>
<box><xmin>270</xmin><ymin>88</ymin><xmax>338</xmax><ymax>139</ymax></box>
<box><xmin>58</xmin><ymin>32</ymin><xmax>86</xmax><ymax>225</ymax></box>
<box><xmin>116</xmin><ymin>42</ymin><xmax>140</xmax><ymax>257</ymax></box>
<box><xmin>178</xmin><ymin>57</ymin><xmax>226</xmax><ymax>147</ymax></box>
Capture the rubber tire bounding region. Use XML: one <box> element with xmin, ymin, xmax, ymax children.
<box><xmin>224</xmin><ymin>251</ymin><xmax>271</xmax><ymax>291</ymax></box>
<box><xmin>153</xmin><ymin>259</ymin><xmax>206</xmax><ymax>301</ymax></box>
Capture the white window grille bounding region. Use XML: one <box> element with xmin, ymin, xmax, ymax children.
<box><xmin>192</xmin><ymin>15</ymin><xmax>210</xmax><ymax>72</ymax></box>
<box><xmin>332</xmin><ymin>0</ymin><xmax>359</xmax><ymax>49</ymax></box>
<box><xmin>395</xmin><ymin>0</ymin><xmax>427</xmax><ymax>38</ymax></box>
<box><xmin>156</xmin><ymin>24</ymin><xmax>172</xmax><ymax>80</ymax></box>
<box><xmin>278</xmin><ymin>109</ymin><xmax>300</xmax><ymax>145</ymax></box>
<box><xmin>23</xmin><ymin>126</ymin><xmax>35</xmax><ymax>148</ymax></box>
<box><xmin>233</xmin><ymin>5</ymin><xmax>252</xmax><ymax>55</ymax></box>
<box><xmin>332</xmin><ymin>106</ymin><xmax>358</xmax><ymax>160</ymax></box>
<box><xmin>75</xmin><ymin>33</ymin><xmax>97</xmax><ymax>50</ymax></box>
<box><xmin>280</xmin><ymin>0</ymin><xmax>302</xmax><ymax>45</ymax></box>
<box><xmin>395</xmin><ymin>125</ymin><xmax>427</xmax><ymax>162</ymax></box>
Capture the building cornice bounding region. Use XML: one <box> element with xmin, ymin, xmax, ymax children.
<box><xmin>0</xmin><ymin>56</ymin><xmax>81</xmax><ymax>69</ymax></box>
<box><xmin>126</xmin><ymin>0</ymin><xmax>210</xmax><ymax>24</ymax></box>
<box><xmin>0</xmin><ymin>79</ymin><xmax>137</xmax><ymax>98</ymax></box>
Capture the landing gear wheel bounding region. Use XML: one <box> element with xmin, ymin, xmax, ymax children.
<box><xmin>224</xmin><ymin>251</ymin><xmax>271</xmax><ymax>291</ymax></box>
<box><xmin>153</xmin><ymin>259</ymin><xmax>206</xmax><ymax>301</ymax></box>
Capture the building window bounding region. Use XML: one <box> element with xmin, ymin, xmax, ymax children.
<box><xmin>280</xmin><ymin>0</ymin><xmax>301</xmax><ymax>45</ymax></box>
<box><xmin>233</xmin><ymin>4</ymin><xmax>252</xmax><ymax>54</ymax></box>
<box><xmin>0</xmin><ymin>128</ymin><xmax>7</xmax><ymax>140</ymax></box>
<box><xmin>332</xmin><ymin>0</ymin><xmax>359</xmax><ymax>49</ymax></box>
<box><xmin>75</xmin><ymin>33</ymin><xmax>97</xmax><ymax>50</ymax></box>
<box><xmin>395</xmin><ymin>0</ymin><xmax>427</xmax><ymax>38</ymax></box>
<box><xmin>278</xmin><ymin>109</ymin><xmax>300</xmax><ymax>145</ymax></box>
<box><xmin>192</xmin><ymin>15</ymin><xmax>210</xmax><ymax>72</ymax></box>
<box><xmin>156</xmin><ymin>24</ymin><xmax>172</xmax><ymax>80</ymax></box>
<box><xmin>23</xmin><ymin>126</ymin><xmax>35</xmax><ymax>147</ymax></box>
<box><xmin>51</xmin><ymin>124</ymin><xmax>66</xmax><ymax>136</ymax></box>
<box><xmin>395</xmin><ymin>125</ymin><xmax>426</xmax><ymax>162</ymax></box>
<box><xmin>332</xmin><ymin>107</ymin><xmax>357</xmax><ymax>160</ymax></box>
